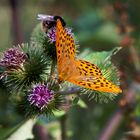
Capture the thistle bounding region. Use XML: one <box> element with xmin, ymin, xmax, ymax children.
<box><xmin>2</xmin><ymin>44</ymin><xmax>51</xmax><ymax>93</ymax></box>
<box><xmin>0</xmin><ymin>47</ymin><xmax>27</xmax><ymax>69</ymax></box>
<box><xmin>28</xmin><ymin>84</ymin><xmax>54</xmax><ymax>110</ymax></box>
<box><xmin>17</xmin><ymin>84</ymin><xmax>64</xmax><ymax>118</ymax></box>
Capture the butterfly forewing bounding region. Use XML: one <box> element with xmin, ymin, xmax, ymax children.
<box><xmin>56</xmin><ymin>19</ymin><xmax>76</xmax><ymax>77</ymax></box>
<box><xmin>56</xmin><ymin>19</ymin><xmax>75</xmax><ymax>59</ymax></box>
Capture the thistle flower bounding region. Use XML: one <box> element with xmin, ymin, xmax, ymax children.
<box><xmin>28</xmin><ymin>84</ymin><xmax>54</xmax><ymax>110</ymax></box>
<box><xmin>0</xmin><ymin>48</ymin><xmax>27</xmax><ymax>68</ymax></box>
<box><xmin>47</xmin><ymin>27</ymin><xmax>56</xmax><ymax>43</ymax></box>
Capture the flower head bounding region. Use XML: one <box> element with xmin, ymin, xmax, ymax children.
<box><xmin>28</xmin><ymin>84</ymin><xmax>54</xmax><ymax>110</ymax></box>
<box><xmin>0</xmin><ymin>48</ymin><xmax>27</xmax><ymax>68</ymax></box>
<box><xmin>47</xmin><ymin>27</ymin><xmax>56</xmax><ymax>43</ymax></box>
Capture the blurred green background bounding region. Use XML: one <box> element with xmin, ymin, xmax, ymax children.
<box><xmin>1</xmin><ymin>0</ymin><xmax>140</xmax><ymax>140</ymax></box>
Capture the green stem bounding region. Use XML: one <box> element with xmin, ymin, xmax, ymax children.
<box><xmin>60</xmin><ymin>114</ymin><xmax>68</xmax><ymax>140</ymax></box>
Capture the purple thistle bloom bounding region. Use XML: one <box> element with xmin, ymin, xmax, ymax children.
<box><xmin>47</xmin><ymin>27</ymin><xmax>56</xmax><ymax>43</ymax></box>
<box><xmin>0</xmin><ymin>48</ymin><xmax>27</xmax><ymax>68</ymax></box>
<box><xmin>47</xmin><ymin>27</ymin><xmax>73</xmax><ymax>43</ymax></box>
<box><xmin>28</xmin><ymin>84</ymin><xmax>54</xmax><ymax>110</ymax></box>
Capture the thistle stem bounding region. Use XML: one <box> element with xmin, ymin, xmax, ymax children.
<box><xmin>60</xmin><ymin>114</ymin><xmax>68</xmax><ymax>140</ymax></box>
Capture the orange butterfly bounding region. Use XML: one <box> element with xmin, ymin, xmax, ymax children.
<box><xmin>55</xmin><ymin>18</ymin><xmax>122</xmax><ymax>94</ymax></box>
<box><xmin>38</xmin><ymin>14</ymin><xmax>122</xmax><ymax>94</ymax></box>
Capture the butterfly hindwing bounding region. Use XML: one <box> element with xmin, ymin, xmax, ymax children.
<box><xmin>65</xmin><ymin>60</ymin><xmax>121</xmax><ymax>93</ymax></box>
<box><xmin>75</xmin><ymin>59</ymin><xmax>102</xmax><ymax>77</ymax></box>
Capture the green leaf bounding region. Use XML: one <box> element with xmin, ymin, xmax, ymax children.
<box><xmin>1</xmin><ymin>119</ymin><xmax>35</xmax><ymax>140</ymax></box>
<box><xmin>84</xmin><ymin>47</ymin><xmax>122</xmax><ymax>64</ymax></box>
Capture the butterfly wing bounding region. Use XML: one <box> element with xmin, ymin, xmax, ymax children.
<box><xmin>75</xmin><ymin>59</ymin><xmax>103</xmax><ymax>77</ymax></box>
<box><xmin>56</xmin><ymin>19</ymin><xmax>76</xmax><ymax>79</ymax></box>
<box><xmin>67</xmin><ymin>59</ymin><xmax>122</xmax><ymax>93</ymax></box>
<box><xmin>56</xmin><ymin>19</ymin><xmax>75</xmax><ymax>60</ymax></box>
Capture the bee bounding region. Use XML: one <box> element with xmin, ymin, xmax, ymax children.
<box><xmin>37</xmin><ymin>14</ymin><xmax>66</xmax><ymax>33</ymax></box>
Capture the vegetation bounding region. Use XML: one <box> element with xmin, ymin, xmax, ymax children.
<box><xmin>0</xmin><ymin>0</ymin><xmax>140</xmax><ymax>140</ymax></box>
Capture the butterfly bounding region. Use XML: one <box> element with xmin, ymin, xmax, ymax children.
<box><xmin>38</xmin><ymin>14</ymin><xmax>122</xmax><ymax>93</ymax></box>
<box><xmin>55</xmin><ymin>18</ymin><xmax>122</xmax><ymax>93</ymax></box>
